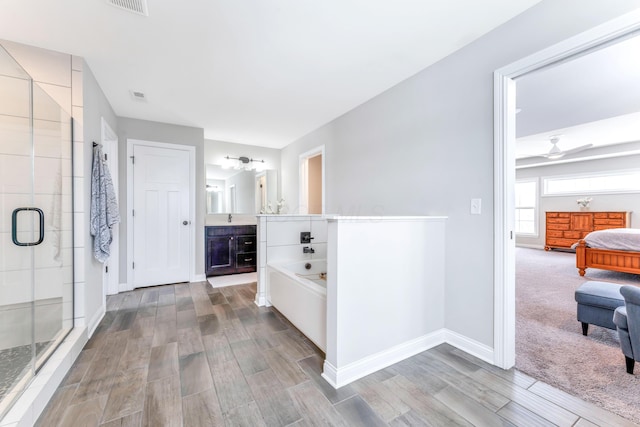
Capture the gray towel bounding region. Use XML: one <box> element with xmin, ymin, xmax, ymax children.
<box><xmin>90</xmin><ymin>145</ymin><xmax>120</xmax><ymax>262</ymax></box>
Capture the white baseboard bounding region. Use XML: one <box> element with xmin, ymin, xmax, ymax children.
<box><xmin>87</xmin><ymin>305</ymin><xmax>105</xmax><ymax>338</ymax></box>
<box><xmin>444</xmin><ymin>328</ymin><xmax>494</xmax><ymax>364</ymax></box>
<box><xmin>192</xmin><ymin>274</ymin><xmax>206</xmax><ymax>283</ymax></box>
<box><xmin>515</xmin><ymin>243</ymin><xmax>545</xmax><ymax>250</ymax></box>
<box><xmin>321</xmin><ymin>330</ymin><xmax>446</xmax><ymax>388</ymax></box>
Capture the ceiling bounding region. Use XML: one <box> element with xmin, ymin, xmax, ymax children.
<box><xmin>0</xmin><ymin>0</ymin><xmax>541</xmax><ymax>148</ymax></box>
<box><xmin>516</xmin><ymin>33</ymin><xmax>640</xmax><ymax>159</ymax></box>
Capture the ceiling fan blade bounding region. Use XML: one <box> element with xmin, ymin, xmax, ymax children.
<box><xmin>518</xmin><ymin>141</ymin><xmax>594</xmax><ymax>160</ymax></box>
<box><xmin>558</xmin><ymin>143</ymin><xmax>594</xmax><ymax>156</ymax></box>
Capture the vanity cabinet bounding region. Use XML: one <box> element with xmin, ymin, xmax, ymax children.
<box><xmin>205</xmin><ymin>225</ymin><xmax>257</xmax><ymax>276</ymax></box>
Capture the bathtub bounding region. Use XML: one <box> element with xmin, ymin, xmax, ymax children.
<box><xmin>267</xmin><ymin>259</ymin><xmax>327</xmax><ymax>351</ymax></box>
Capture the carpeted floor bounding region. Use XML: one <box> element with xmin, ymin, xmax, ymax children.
<box><xmin>516</xmin><ymin>247</ymin><xmax>640</xmax><ymax>424</ymax></box>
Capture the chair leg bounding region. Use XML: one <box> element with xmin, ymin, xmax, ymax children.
<box><xmin>581</xmin><ymin>322</ymin><xmax>588</xmax><ymax>336</ymax></box>
<box><xmin>625</xmin><ymin>357</ymin><xmax>635</xmax><ymax>374</ymax></box>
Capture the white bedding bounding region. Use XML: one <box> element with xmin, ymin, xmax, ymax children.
<box><xmin>583</xmin><ymin>228</ymin><xmax>640</xmax><ymax>251</ymax></box>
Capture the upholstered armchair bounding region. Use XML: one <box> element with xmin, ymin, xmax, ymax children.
<box><xmin>613</xmin><ymin>285</ymin><xmax>640</xmax><ymax>374</ymax></box>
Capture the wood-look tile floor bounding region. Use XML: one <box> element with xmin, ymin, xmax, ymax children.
<box><xmin>36</xmin><ymin>282</ymin><xmax>635</xmax><ymax>427</ymax></box>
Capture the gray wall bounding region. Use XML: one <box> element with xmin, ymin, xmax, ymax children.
<box><xmin>517</xmin><ymin>154</ymin><xmax>640</xmax><ymax>248</ymax></box>
<box><xmin>82</xmin><ymin>61</ymin><xmax>118</xmax><ymax>327</ymax></box>
<box><xmin>279</xmin><ymin>0</ymin><xmax>640</xmax><ymax>347</ymax></box>
<box><xmin>117</xmin><ymin>118</ymin><xmax>205</xmax><ymax>283</ymax></box>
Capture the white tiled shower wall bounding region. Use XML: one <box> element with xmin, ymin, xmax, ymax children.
<box><xmin>0</xmin><ymin>40</ymin><xmax>87</xmax><ymax>427</ymax></box>
<box><xmin>0</xmin><ymin>41</ymin><xmax>75</xmax><ymax>350</ymax></box>
<box><xmin>255</xmin><ymin>214</ymin><xmax>328</xmax><ymax>306</ymax></box>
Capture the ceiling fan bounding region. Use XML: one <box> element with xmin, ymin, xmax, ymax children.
<box><xmin>532</xmin><ymin>135</ymin><xmax>593</xmax><ymax>160</ymax></box>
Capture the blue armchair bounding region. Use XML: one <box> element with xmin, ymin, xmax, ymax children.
<box><xmin>613</xmin><ymin>285</ymin><xmax>640</xmax><ymax>374</ymax></box>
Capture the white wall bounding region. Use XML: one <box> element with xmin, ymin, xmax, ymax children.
<box><xmin>517</xmin><ymin>154</ymin><xmax>640</xmax><ymax>248</ymax></box>
<box><xmin>117</xmin><ymin>118</ymin><xmax>205</xmax><ymax>283</ymax></box>
<box><xmin>324</xmin><ymin>217</ymin><xmax>446</xmax><ymax>388</ymax></box>
<box><xmin>278</xmin><ymin>1</ymin><xmax>640</xmax><ymax>348</ymax></box>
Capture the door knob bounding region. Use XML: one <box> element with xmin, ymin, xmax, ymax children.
<box><xmin>183</xmin><ymin>220</ymin><xmax>189</xmax><ymax>225</ymax></box>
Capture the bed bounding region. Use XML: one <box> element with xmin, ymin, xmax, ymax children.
<box><xmin>576</xmin><ymin>228</ymin><xmax>640</xmax><ymax>276</ymax></box>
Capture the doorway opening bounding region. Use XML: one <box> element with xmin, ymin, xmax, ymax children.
<box><xmin>493</xmin><ymin>10</ymin><xmax>640</xmax><ymax>368</ymax></box>
<box><xmin>299</xmin><ymin>145</ymin><xmax>325</xmax><ymax>214</ymax></box>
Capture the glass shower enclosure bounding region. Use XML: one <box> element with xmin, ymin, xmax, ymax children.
<box><xmin>0</xmin><ymin>45</ymin><xmax>74</xmax><ymax>417</ymax></box>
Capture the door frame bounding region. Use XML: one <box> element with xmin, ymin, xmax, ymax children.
<box><xmin>100</xmin><ymin>117</ymin><xmax>120</xmax><ymax>299</ymax></box>
<box><xmin>493</xmin><ymin>9</ymin><xmax>640</xmax><ymax>368</ymax></box>
<box><xmin>126</xmin><ymin>139</ymin><xmax>196</xmax><ymax>290</ymax></box>
<box><xmin>298</xmin><ymin>145</ymin><xmax>325</xmax><ymax>214</ymax></box>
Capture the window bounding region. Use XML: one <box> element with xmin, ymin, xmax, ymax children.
<box><xmin>515</xmin><ymin>179</ymin><xmax>537</xmax><ymax>236</ymax></box>
<box><xmin>543</xmin><ymin>169</ymin><xmax>640</xmax><ymax>196</ymax></box>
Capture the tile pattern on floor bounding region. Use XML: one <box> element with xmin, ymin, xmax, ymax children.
<box><xmin>35</xmin><ymin>281</ymin><xmax>636</xmax><ymax>426</ymax></box>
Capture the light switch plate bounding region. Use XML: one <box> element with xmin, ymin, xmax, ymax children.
<box><xmin>471</xmin><ymin>198</ymin><xmax>482</xmax><ymax>215</ymax></box>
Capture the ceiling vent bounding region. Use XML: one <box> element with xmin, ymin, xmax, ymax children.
<box><xmin>107</xmin><ymin>0</ymin><xmax>149</xmax><ymax>16</ymax></box>
<box><xmin>130</xmin><ymin>90</ymin><xmax>147</xmax><ymax>101</ymax></box>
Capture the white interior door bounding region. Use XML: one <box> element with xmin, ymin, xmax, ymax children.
<box><xmin>132</xmin><ymin>144</ymin><xmax>190</xmax><ymax>287</ymax></box>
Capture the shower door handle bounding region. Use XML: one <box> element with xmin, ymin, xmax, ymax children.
<box><xmin>11</xmin><ymin>207</ymin><xmax>45</xmax><ymax>246</ymax></box>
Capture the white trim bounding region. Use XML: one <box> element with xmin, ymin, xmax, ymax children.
<box><xmin>515</xmin><ymin>243</ymin><xmax>545</xmax><ymax>250</ymax></box>
<box><xmin>443</xmin><ymin>329</ymin><xmax>494</xmax><ymax>365</ymax></box>
<box><xmin>87</xmin><ymin>304</ymin><xmax>105</xmax><ymax>338</ymax></box>
<box><xmin>541</xmin><ymin>168</ymin><xmax>640</xmax><ymax>196</ymax></box>
<box><xmin>321</xmin><ymin>330</ymin><xmax>446</xmax><ymax>388</ymax></box>
<box><xmin>126</xmin><ymin>139</ymin><xmax>197</xmax><ymax>289</ymax></box>
<box><xmin>101</xmin><ymin>117</ymin><xmax>120</xmax><ymax>296</ymax></box>
<box><xmin>516</xmin><ymin>148</ymin><xmax>640</xmax><ymax>169</ymax></box>
<box><xmin>494</xmin><ymin>9</ymin><xmax>640</xmax><ymax>369</ymax></box>
<box><xmin>192</xmin><ymin>274</ymin><xmax>206</xmax><ymax>283</ymax></box>
<box><xmin>298</xmin><ymin>145</ymin><xmax>325</xmax><ymax>214</ymax></box>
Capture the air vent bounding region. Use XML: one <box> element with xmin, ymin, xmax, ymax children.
<box><xmin>107</xmin><ymin>0</ymin><xmax>149</xmax><ymax>16</ymax></box>
<box><xmin>130</xmin><ymin>90</ymin><xmax>147</xmax><ymax>101</ymax></box>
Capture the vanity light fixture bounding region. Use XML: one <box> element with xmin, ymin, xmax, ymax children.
<box><xmin>223</xmin><ymin>155</ymin><xmax>266</xmax><ymax>171</ymax></box>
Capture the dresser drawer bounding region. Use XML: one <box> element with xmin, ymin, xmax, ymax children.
<box><xmin>546</xmin><ymin>238</ymin><xmax>579</xmax><ymax>248</ymax></box>
<box><xmin>608</xmin><ymin>213</ymin><xmax>625</xmax><ymax>219</ymax></box>
<box><xmin>563</xmin><ymin>231</ymin><xmax>583</xmax><ymax>239</ymax></box>
<box><xmin>546</xmin><ymin>230</ymin><xmax>564</xmax><ymax>238</ymax></box>
<box><xmin>547</xmin><ymin>218</ymin><xmax>570</xmax><ymax>224</ymax></box>
<box><xmin>593</xmin><ymin>219</ymin><xmax>625</xmax><ymax>227</ymax></box>
<box><xmin>547</xmin><ymin>223</ymin><xmax>571</xmax><ymax>231</ymax></box>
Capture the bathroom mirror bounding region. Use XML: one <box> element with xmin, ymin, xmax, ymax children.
<box><xmin>206</xmin><ymin>164</ymin><xmax>278</xmax><ymax>214</ymax></box>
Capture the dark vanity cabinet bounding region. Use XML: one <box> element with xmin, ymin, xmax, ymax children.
<box><xmin>205</xmin><ymin>225</ymin><xmax>257</xmax><ymax>276</ymax></box>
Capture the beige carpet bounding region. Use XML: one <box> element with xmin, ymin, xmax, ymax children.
<box><xmin>516</xmin><ymin>247</ymin><xmax>640</xmax><ymax>423</ymax></box>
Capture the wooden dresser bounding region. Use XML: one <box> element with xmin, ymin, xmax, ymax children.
<box><xmin>545</xmin><ymin>211</ymin><xmax>630</xmax><ymax>251</ymax></box>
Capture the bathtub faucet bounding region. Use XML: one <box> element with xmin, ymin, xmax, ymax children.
<box><xmin>303</xmin><ymin>246</ymin><xmax>315</xmax><ymax>254</ymax></box>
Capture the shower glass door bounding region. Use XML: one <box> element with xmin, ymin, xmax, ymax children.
<box><xmin>0</xmin><ymin>44</ymin><xmax>73</xmax><ymax>418</ymax></box>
